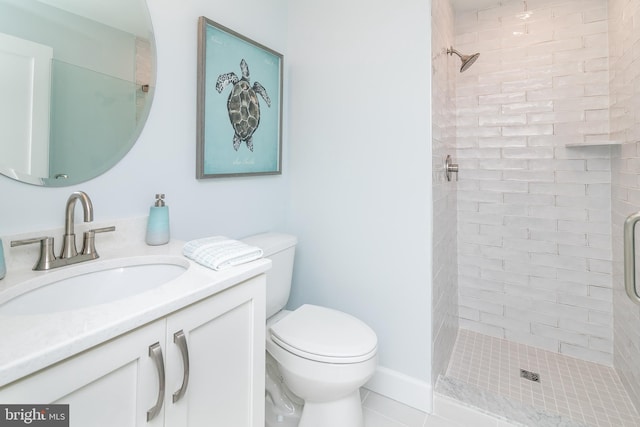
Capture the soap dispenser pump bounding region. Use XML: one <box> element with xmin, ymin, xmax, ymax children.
<box><xmin>145</xmin><ymin>193</ymin><xmax>170</xmax><ymax>246</ymax></box>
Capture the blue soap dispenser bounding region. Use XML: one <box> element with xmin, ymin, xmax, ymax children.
<box><xmin>146</xmin><ymin>193</ymin><xmax>170</xmax><ymax>246</ymax></box>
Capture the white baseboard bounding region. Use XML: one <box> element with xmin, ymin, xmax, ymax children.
<box><xmin>364</xmin><ymin>366</ymin><xmax>433</xmax><ymax>413</ymax></box>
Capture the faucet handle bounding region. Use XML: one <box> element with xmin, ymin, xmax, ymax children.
<box><xmin>11</xmin><ymin>236</ymin><xmax>57</xmax><ymax>271</ymax></box>
<box><xmin>82</xmin><ymin>226</ymin><xmax>116</xmax><ymax>257</ymax></box>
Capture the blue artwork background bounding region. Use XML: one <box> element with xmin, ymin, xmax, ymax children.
<box><xmin>203</xmin><ymin>23</ymin><xmax>281</xmax><ymax>175</ymax></box>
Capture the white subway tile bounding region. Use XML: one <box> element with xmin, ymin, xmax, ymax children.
<box><xmin>532</xmin><ymin>323</ymin><xmax>589</xmax><ymax>347</ymax></box>
<box><xmin>503</xmin><ymin>170</ymin><xmax>555</xmax><ymax>182</ymax></box>
<box><xmin>527</xmin><ymin>37</ymin><xmax>583</xmax><ymax>56</ymax></box>
<box><xmin>503</xmin><ymin>192</ymin><xmax>555</xmax><ymax>205</ymax></box>
<box><xmin>503</xmin><ymin>237</ymin><xmax>557</xmax><ymax>254</ymax></box>
<box><xmin>481</xmin><ymin>268</ymin><xmax>529</xmax><ymax>285</ymax></box>
<box><xmin>587</xmin><ymin>208</ymin><xmax>611</xmax><ymax>223</ymax></box>
<box><xmin>554</xmin><ymin>95</ymin><xmax>609</xmax><ymax>111</ymax></box>
<box><xmin>480</xmin><ymin>311</ymin><xmax>531</xmax><ymax>332</ymax></box>
<box><xmin>459</xmin><ymin>232</ymin><xmax>501</xmax><ymax>247</ymax></box>
<box><xmin>587</xmin><ymin>259</ymin><xmax>612</xmax><ymax>274</ymax></box>
<box><xmin>527</xmin><ymin>86</ymin><xmax>584</xmax><ymax>101</ymax></box>
<box><xmin>502</xmin><ymin>100</ymin><xmax>553</xmax><ymax>114</ymax></box>
<box><xmin>557</xmin><ymin>293</ymin><xmax>612</xmax><ymax>312</ymax></box>
<box><xmin>478</xmin><ymin>136</ymin><xmax>527</xmax><ymax>148</ymax></box>
<box><xmin>458</xmin><ymin>190</ymin><xmax>503</xmax><ymax>203</ymax></box>
<box><xmin>478</xmin><ymin>180</ymin><xmax>529</xmax><ymax>192</ymax></box>
<box><xmin>479</xmin><ymin>224</ymin><xmax>529</xmax><ymax>239</ymax></box>
<box><xmin>558</xmin><ymin>244</ymin><xmax>610</xmax><ymax>261</ymax></box>
<box><xmin>586</xmin><ymin>183</ymin><xmax>611</xmax><ymax>197</ymax></box>
<box><xmin>559</xmin><ymin>343</ymin><xmax>612</xmax><ymax>365</ymax></box>
<box><xmin>457</xmin><ymin>148</ymin><xmax>501</xmax><ymax>158</ymax></box>
<box><xmin>555</xmin><ymin>195</ymin><xmax>606</xmax><ymax>209</ymax></box>
<box><xmin>530</xmin><ymin>298</ymin><xmax>590</xmax><ymax>322</ymax></box>
<box><xmin>588</xmin><ymin>336</ymin><xmax>612</xmax><ymax>354</ymax></box>
<box><xmin>588</xmin><ymin>285</ymin><xmax>613</xmax><ymax>301</ymax></box>
<box><xmin>558</xmin><ymin>219</ymin><xmax>610</xmax><ymax>234</ymax></box>
<box><xmin>529</xmin><ymin>159</ymin><xmax>586</xmax><ymax>171</ymax></box>
<box><xmin>479</xmin><ymin>115</ymin><xmax>527</xmax><ymax>126</ymax></box>
<box><xmin>478</xmin><ymin>202</ymin><xmax>527</xmax><ymax>215</ymax></box>
<box><xmin>527</xmin><ymin>111</ymin><xmax>584</xmax><ymax>124</ymax></box>
<box><xmin>529</xmin><ymin>206</ymin><xmax>587</xmax><ymax>221</ymax></box>
<box><xmin>502</xmin><ymin>146</ymin><xmax>554</xmax><ymax>158</ymax></box>
<box><xmin>529</xmin><ymin>182</ymin><xmax>586</xmax><ymax>196</ymax></box>
<box><xmin>530</xmin><ymin>230</ymin><xmax>587</xmax><ymax>246</ymax></box>
<box><xmin>559</xmin><ymin>317</ymin><xmax>610</xmax><ymax>339</ymax></box>
<box><xmin>505</xmin><ymin>306</ymin><xmax>558</xmax><ymax>327</ymax></box>
<box><xmin>530</xmin><ymin>276</ymin><xmax>588</xmax><ymax>296</ymax></box>
<box><xmin>557</xmin><ymin>268</ymin><xmax>611</xmax><ymax>286</ymax></box>
<box><xmin>553</xmin><ymin>20</ymin><xmax>607</xmax><ymax>40</ymax></box>
<box><xmin>556</xmin><ymin>170</ymin><xmax>611</xmax><ymax>184</ymax></box>
<box><xmin>478</xmin><ymin>158</ymin><xmax>528</xmax><ymax>170</ymax></box>
<box><xmin>479</xmin><ymin>91</ymin><xmax>527</xmax><ymax>105</ymax></box>
<box><xmin>481</xmin><ymin>246</ymin><xmax>530</xmax><ymax>262</ymax></box>
<box><xmin>503</xmin><ymin>215</ymin><xmax>558</xmax><ymax>230</ymax></box>
<box><xmin>504</xmin><ymin>329</ymin><xmax>559</xmax><ymax>352</ymax></box>
<box><xmin>503</xmin><ymin>260</ymin><xmax>557</xmax><ymax>278</ymax></box>
<box><xmin>584</xmin><ymin>57</ymin><xmax>608</xmax><ymax>72</ymax></box>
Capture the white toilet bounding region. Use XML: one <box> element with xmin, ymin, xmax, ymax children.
<box><xmin>242</xmin><ymin>232</ymin><xmax>378</xmax><ymax>427</ymax></box>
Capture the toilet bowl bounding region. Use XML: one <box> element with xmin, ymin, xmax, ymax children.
<box><xmin>266</xmin><ymin>306</ymin><xmax>377</xmax><ymax>427</ymax></box>
<box><xmin>241</xmin><ymin>233</ymin><xmax>378</xmax><ymax>427</ymax></box>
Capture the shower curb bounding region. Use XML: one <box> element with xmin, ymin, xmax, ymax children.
<box><xmin>434</xmin><ymin>376</ymin><xmax>588</xmax><ymax>427</ymax></box>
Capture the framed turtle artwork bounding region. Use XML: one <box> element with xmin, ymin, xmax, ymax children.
<box><xmin>196</xmin><ymin>17</ymin><xmax>283</xmax><ymax>178</ymax></box>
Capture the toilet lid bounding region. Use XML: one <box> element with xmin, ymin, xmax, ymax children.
<box><xmin>269</xmin><ymin>304</ymin><xmax>377</xmax><ymax>364</ymax></box>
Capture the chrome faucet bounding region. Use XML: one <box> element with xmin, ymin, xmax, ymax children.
<box><xmin>11</xmin><ymin>191</ymin><xmax>115</xmax><ymax>271</ymax></box>
<box><xmin>61</xmin><ymin>191</ymin><xmax>94</xmax><ymax>258</ymax></box>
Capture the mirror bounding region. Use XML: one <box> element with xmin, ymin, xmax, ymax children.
<box><xmin>0</xmin><ymin>0</ymin><xmax>156</xmax><ymax>186</ymax></box>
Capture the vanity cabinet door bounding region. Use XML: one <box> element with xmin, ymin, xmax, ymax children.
<box><xmin>0</xmin><ymin>319</ymin><xmax>166</xmax><ymax>427</ymax></box>
<box><xmin>163</xmin><ymin>276</ymin><xmax>266</xmax><ymax>427</ymax></box>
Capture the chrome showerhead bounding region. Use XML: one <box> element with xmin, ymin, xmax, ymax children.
<box><xmin>447</xmin><ymin>46</ymin><xmax>480</xmax><ymax>72</ymax></box>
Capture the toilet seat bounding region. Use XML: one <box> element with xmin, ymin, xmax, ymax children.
<box><xmin>269</xmin><ymin>304</ymin><xmax>377</xmax><ymax>364</ymax></box>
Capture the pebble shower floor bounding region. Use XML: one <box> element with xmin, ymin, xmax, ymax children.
<box><xmin>443</xmin><ymin>329</ymin><xmax>640</xmax><ymax>427</ymax></box>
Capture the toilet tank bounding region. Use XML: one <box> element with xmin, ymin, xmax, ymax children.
<box><xmin>242</xmin><ymin>232</ymin><xmax>297</xmax><ymax>319</ymax></box>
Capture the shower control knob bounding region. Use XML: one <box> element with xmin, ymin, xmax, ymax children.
<box><xmin>445</xmin><ymin>155</ymin><xmax>459</xmax><ymax>182</ymax></box>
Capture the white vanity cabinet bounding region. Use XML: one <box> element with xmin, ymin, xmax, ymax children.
<box><xmin>0</xmin><ymin>275</ymin><xmax>266</xmax><ymax>427</ymax></box>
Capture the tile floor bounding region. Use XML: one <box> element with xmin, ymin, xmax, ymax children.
<box><xmin>444</xmin><ymin>329</ymin><xmax>640</xmax><ymax>427</ymax></box>
<box><xmin>361</xmin><ymin>328</ymin><xmax>640</xmax><ymax>427</ymax></box>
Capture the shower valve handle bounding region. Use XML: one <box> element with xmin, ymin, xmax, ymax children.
<box><xmin>445</xmin><ymin>155</ymin><xmax>459</xmax><ymax>182</ymax></box>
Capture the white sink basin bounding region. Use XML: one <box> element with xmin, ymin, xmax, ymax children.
<box><xmin>0</xmin><ymin>257</ymin><xmax>189</xmax><ymax>315</ymax></box>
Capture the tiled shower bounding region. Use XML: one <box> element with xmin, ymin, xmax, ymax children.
<box><xmin>432</xmin><ymin>0</ymin><xmax>640</xmax><ymax>424</ymax></box>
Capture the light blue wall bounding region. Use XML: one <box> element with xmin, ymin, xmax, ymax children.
<box><xmin>286</xmin><ymin>0</ymin><xmax>433</xmax><ymax>387</ymax></box>
<box><xmin>0</xmin><ymin>0</ymin><xmax>289</xmax><ymax>240</ymax></box>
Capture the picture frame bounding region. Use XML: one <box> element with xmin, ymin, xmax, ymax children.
<box><xmin>196</xmin><ymin>17</ymin><xmax>283</xmax><ymax>178</ymax></box>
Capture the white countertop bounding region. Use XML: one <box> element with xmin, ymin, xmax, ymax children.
<box><xmin>0</xmin><ymin>239</ymin><xmax>270</xmax><ymax>387</ymax></box>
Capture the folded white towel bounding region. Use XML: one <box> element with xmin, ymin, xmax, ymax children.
<box><xmin>183</xmin><ymin>236</ymin><xmax>263</xmax><ymax>271</ymax></box>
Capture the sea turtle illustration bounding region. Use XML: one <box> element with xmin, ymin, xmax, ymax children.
<box><xmin>215</xmin><ymin>59</ymin><xmax>271</xmax><ymax>151</ymax></box>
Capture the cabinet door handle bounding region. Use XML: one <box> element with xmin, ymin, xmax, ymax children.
<box><xmin>172</xmin><ymin>330</ymin><xmax>190</xmax><ymax>403</ymax></box>
<box><xmin>147</xmin><ymin>342</ymin><xmax>165</xmax><ymax>422</ymax></box>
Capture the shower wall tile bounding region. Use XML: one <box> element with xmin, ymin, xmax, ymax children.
<box><xmin>431</xmin><ymin>0</ymin><xmax>459</xmax><ymax>391</ymax></box>
<box><xmin>609</xmin><ymin>0</ymin><xmax>640</xmax><ymax>412</ymax></box>
<box><xmin>454</xmin><ymin>0</ymin><xmax>613</xmax><ymax>365</ymax></box>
